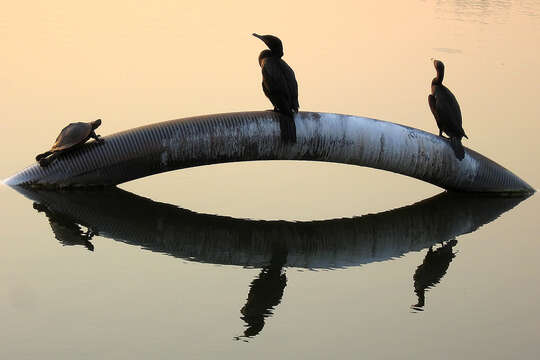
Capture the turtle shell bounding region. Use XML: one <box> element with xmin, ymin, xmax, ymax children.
<box><xmin>50</xmin><ymin>122</ymin><xmax>93</xmax><ymax>152</ymax></box>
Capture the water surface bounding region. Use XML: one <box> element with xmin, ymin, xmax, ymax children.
<box><xmin>1</xmin><ymin>1</ymin><xmax>539</xmax><ymax>359</ymax></box>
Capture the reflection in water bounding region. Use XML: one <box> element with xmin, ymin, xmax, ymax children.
<box><xmin>236</xmin><ymin>243</ymin><xmax>288</xmax><ymax>340</ymax></box>
<box><xmin>11</xmin><ymin>186</ymin><xmax>530</xmax><ymax>338</ymax></box>
<box><xmin>433</xmin><ymin>47</ymin><xmax>463</xmax><ymax>54</ymax></box>
<box><xmin>33</xmin><ymin>202</ymin><xmax>95</xmax><ymax>251</ymax></box>
<box><xmin>434</xmin><ymin>0</ymin><xmax>513</xmax><ymax>23</ymax></box>
<box><xmin>411</xmin><ymin>239</ymin><xmax>458</xmax><ymax>312</ymax></box>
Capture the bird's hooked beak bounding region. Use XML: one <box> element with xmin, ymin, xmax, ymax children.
<box><xmin>252</xmin><ymin>33</ymin><xmax>273</xmax><ymax>46</ymax></box>
<box><xmin>252</xmin><ymin>33</ymin><xmax>267</xmax><ymax>46</ymax></box>
<box><xmin>252</xmin><ymin>33</ymin><xmax>283</xmax><ymax>56</ymax></box>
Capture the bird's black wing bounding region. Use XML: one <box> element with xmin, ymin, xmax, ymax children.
<box><xmin>261</xmin><ymin>57</ymin><xmax>294</xmax><ymax>114</ymax></box>
<box><xmin>443</xmin><ymin>88</ymin><xmax>463</xmax><ymax>128</ymax></box>
<box><xmin>279</xmin><ymin>59</ymin><xmax>299</xmax><ymax>112</ymax></box>
<box><xmin>428</xmin><ymin>94</ymin><xmax>439</xmax><ymax>124</ymax></box>
<box><xmin>262</xmin><ymin>81</ymin><xmax>277</xmax><ymax>109</ymax></box>
<box><xmin>433</xmin><ymin>86</ymin><xmax>465</xmax><ymax>138</ymax></box>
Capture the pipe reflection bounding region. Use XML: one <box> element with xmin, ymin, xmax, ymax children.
<box><xmin>13</xmin><ymin>186</ymin><xmax>530</xmax><ymax>338</ymax></box>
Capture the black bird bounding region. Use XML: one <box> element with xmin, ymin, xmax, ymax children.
<box><xmin>253</xmin><ymin>33</ymin><xmax>298</xmax><ymax>143</ymax></box>
<box><xmin>428</xmin><ymin>59</ymin><xmax>468</xmax><ymax>160</ymax></box>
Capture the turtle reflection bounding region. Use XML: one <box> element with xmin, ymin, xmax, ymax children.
<box><xmin>33</xmin><ymin>202</ymin><xmax>95</xmax><ymax>251</ymax></box>
<box><xmin>13</xmin><ymin>186</ymin><xmax>530</xmax><ymax>339</ymax></box>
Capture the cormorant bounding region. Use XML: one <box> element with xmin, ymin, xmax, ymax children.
<box><xmin>253</xmin><ymin>33</ymin><xmax>298</xmax><ymax>143</ymax></box>
<box><xmin>428</xmin><ymin>59</ymin><xmax>468</xmax><ymax>160</ymax></box>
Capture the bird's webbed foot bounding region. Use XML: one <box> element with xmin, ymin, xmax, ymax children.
<box><xmin>438</xmin><ymin>132</ymin><xmax>449</xmax><ymax>139</ymax></box>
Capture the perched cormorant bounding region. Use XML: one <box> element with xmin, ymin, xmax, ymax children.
<box><xmin>428</xmin><ymin>59</ymin><xmax>468</xmax><ymax>160</ymax></box>
<box><xmin>253</xmin><ymin>33</ymin><xmax>298</xmax><ymax>143</ymax></box>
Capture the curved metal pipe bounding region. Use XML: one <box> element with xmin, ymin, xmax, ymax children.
<box><xmin>4</xmin><ymin>111</ymin><xmax>534</xmax><ymax>193</ymax></box>
<box><xmin>12</xmin><ymin>186</ymin><xmax>530</xmax><ymax>268</ymax></box>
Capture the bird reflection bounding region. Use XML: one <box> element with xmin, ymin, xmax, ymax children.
<box><xmin>11</xmin><ymin>186</ymin><xmax>530</xmax><ymax>339</ymax></box>
<box><xmin>236</xmin><ymin>243</ymin><xmax>288</xmax><ymax>340</ymax></box>
<box><xmin>411</xmin><ymin>239</ymin><xmax>458</xmax><ymax>312</ymax></box>
<box><xmin>33</xmin><ymin>202</ymin><xmax>95</xmax><ymax>251</ymax></box>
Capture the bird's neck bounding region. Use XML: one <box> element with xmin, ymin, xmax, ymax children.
<box><xmin>258</xmin><ymin>50</ymin><xmax>272</xmax><ymax>66</ymax></box>
<box><xmin>272</xmin><ymin>47</ymin><xmax>284</xmax><ymax>58</ymax></box>
<box><xmin>431</xmin><ymin>78</ymin><xmax>440</xmax><ymax>94</ymax></box>
<box><xmin>258</xmin><ymin>49</ymin><xmax>283</xmax><ymax>64</ymax></box>
<box><xmin>263</xmin><ymin>47</ymin><xmax>283</xmax><ymax>58</ymax></box>
<box><xmin>434</xmin><ymin>70</ymin><xmax>444</xmax><ymax>84</ymax></box>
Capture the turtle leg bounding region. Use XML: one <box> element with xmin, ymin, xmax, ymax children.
<box><xmin>35</xmin><ymin>150</ymin><xmax>53</xmax><ymax>162</ymax></box>
<box><xmin>82</xmin><ymin>229</ymin><xmax>95</xmax><ymax>251</ymax></box>
<box><xmin>91</xmin><ymin>131</ymin><xmax>104</xmax><ymax>143</ymax></box>
<box><xmin>39</xmin><ymin>152</ymin><xmax>59</xmax><ymax>167</ymax></box>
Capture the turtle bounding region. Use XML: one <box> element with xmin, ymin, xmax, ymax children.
<box><xmin>35</xmin><ymin>119</ymin><xmax>104</xmax><ymax>167</ymax></box>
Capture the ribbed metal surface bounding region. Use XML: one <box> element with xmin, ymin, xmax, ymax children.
<box><xmin>4</xmin><ymin>111</ymin><xmax>535</xmax><ymax>193</ymax></box>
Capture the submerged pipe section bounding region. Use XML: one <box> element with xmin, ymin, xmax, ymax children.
<box><xmin>4</xmin><ymin>111</ymin><xmax>534</xmax><ymax>193</ymax></box>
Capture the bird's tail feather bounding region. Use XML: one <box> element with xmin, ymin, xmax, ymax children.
<box><xmin>278</xmin><ymin>113</ymin><xmax>297</xmax><ymax>144</ymax></box>
<box><xmin>449</xmin><ymin>137</ymin><xmax>465</xmax><ymax>161</ymax></box>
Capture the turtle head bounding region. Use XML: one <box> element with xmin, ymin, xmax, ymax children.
<box><xmin>91</xmin><ymin>119</ymin><xmax>102</xmax><ymax>130</ymax></box>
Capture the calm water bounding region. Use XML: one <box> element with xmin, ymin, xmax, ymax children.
<box><xmin>1</xmin><ymin>1</ymin><xmax>539</xmax><ymax>359</ymax></box>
